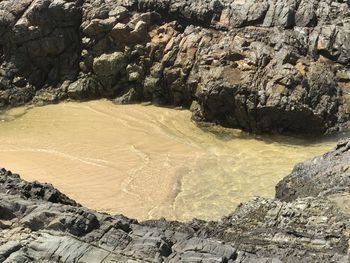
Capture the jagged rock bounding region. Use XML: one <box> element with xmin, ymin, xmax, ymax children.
<box><xmin>0</xmin><ymin>0</ymin><xmax>349</xmax><ymax>134</ymax></box>
<box><xmin>0</xmin><ymin>0</ymin><xmax>81</xmax><ymax>90</ymax></box>
<box><xmin>93</xmin><ymin>52</ymin><xmax>127</xmax><ymax>78</ymax></box>
<box><xmin>276</xmin><ymin>138</ymin><xmax>350</xmax><ymax>202</ymax></box>
<box><xmin>67</xmin><ymin>76</ymin><xmax>105</xmax><ymax>100</ymax></box>
<box><xmin>126</xmin><ymin>63</ymin><xmax>144</xmax><ymax>82</ymax></box>
<box><xmin>0</xmin><ymin>170</ymin><xmax>241</xmax><ymax>262</ymax></box>
<box><xmin>110</xmin><ymin>22</ymin><xmax>132</xmax><ymax>46</ymax></box>
<box><xmin>208</xmin><ymin>196</ymin><xmax>350</xmax><ymax>262</ymax></box>
<box><xmin>1</xmin><ymin>140</ymin><xmax>350</xmax><ymax>262</ymax></box>
<box><xmin>0</xmin><ymin>168</ymin><xmax>78</xmax><ymax>206</ymax></box>
<box><xmin>82</xmin><ymin>17</ymin><xmax>118</xmax><ymax>37</ymax></box>
<box><xmin>114</xmin><ymin>87</ymin><xmax>140</xmax><ymax>104</ymax></box>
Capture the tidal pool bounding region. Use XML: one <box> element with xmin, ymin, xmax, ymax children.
<box><xmin>0</xmin><ymin>100</ymin><xmax>345</xmax><ymax>221</ymax></box>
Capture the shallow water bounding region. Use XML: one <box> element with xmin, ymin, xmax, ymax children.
<box><xmin>0</xmin><ymin>100</ymin><xmax>346</xmax><ymax>221</ymax></box>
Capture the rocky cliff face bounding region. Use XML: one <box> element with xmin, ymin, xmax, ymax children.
<box><xmin>0</xmin><ymin>0</ymin><xmax>349</xmax><ymax>134</ymax></box>
<box><xmin>0</xmin><ymin>140</ymin><xmax>350</xmax><ymax>262</ymax></box>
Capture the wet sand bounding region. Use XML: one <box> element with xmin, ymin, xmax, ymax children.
<box><xmin>0</xmin><ymin>100</ymin><xmax>343</xmax><ymax>221</ymax></box>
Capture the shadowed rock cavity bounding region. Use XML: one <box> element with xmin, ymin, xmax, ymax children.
<box><xmin>0</xmin><ymin>0</ymin><xmax>349</xmax><ymax>134</ymax></box>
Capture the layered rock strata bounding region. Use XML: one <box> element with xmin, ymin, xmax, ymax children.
<box><xmin>0</xmin><ymin>0</ymin><xmax>349</xmax><ymax>134</ymax></box>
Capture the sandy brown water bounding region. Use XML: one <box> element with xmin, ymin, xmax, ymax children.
<box><xmin>0</xmin><ymin>100</ymin><xmax>344</xmax><ymax>221</ymax></box>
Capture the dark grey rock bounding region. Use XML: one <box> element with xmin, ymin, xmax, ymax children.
<box><xmin>0</xmin><ymin>0</ymin><xmax>349</xmax><ymax>133</ymax></box>
<box><xmin>276</xmin><ymin>138</ymin><xmax>350</xmax><ymax>201</ymax></box>
<box><xmin>1</xmin><ymin>139</ymin><xmax>350</xmax><ymax>262</ymax></box>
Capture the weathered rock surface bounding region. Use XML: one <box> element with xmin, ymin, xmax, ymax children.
<box><xmin>0</xmin><ymin>0</ymin><xmax>349</xmax><ymax>134</ymax></box>
<box><xmin>0</xmin><ymin>168</ymin><xmax>78</xmax><ymax>207</ymax></box>
<box><xmin>1</xmin><ymin>139</ymin><xmax>350</xmax><ymax>262</ymax></box>
<box><xmin>276</xmin><ymin>137</ymin><xmax>350</xmax><ymax>202</ymax></box>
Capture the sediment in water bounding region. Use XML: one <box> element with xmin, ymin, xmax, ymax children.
<box><xmin>0</xmin><ymin>0</ymin><xmax>350</xmax><ymax>261</ymax></box>
<box><xmin>0</xmin><ymin>100</ymin><xmax>345</xmax><ymax>221</ymax></box>
<box><xmin>0</xmin><ymin>139</ymin><xmax>349</xmax><ymax>262</ymax></box>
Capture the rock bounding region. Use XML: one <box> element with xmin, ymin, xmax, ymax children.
<box><xmin>206</xmin><ymin>196</ymin><xmax>350</xmax><ymax>262</ymax></box>
<box><xmin>144</xmin><ymin>76</ymin><xmax>161</xmax><ymax>101</ymax></box>
<box><xmin>126</xmin><ymin>63</ymin><xmax>144</xmax><ymax>82</ymax></box>
<box><xmin>110</xmin><ymin>22</ymin><xmax>132</xmax><ymax>47</ymax></box>
<box><xmin>67</xmin><ymin>76</ymin><xmax>104</xmax><ymax>100</ymax></box>
<box><xmin>114</xmin><ymin>87</ymin><xmax>140</xmax><ymax>104</ymax></box>
<box><xmin>82</xmin><ymin>17</ymin><xmax>117</xmax><ymax>37</ymax></box>
<box><xmin>0</xmin><ymin>171</ymin><xmax>241</xmax><ymax>262</ymax></box>
<box><xmin>93</xmin><ymin>52</ymin><xmax>127</xmax><ymax>78</ymax></box>
<box><xmin>0</xmin><ymin>167</ymin><xmax>78</xmax><ymax>206</ymax></box>
<box><xmin>131</xmin><ymin>21</ymin><xmax>148</xmax><ymax>40</ymax></box>
<box><xmin>0</xmin><ymin>0</ymin><xmax>349</xmax><ymax>133</ymax></box>
<box><xmin>276</xmin><ymin>138</ymin><xmax>350</xmax><ymax>202</ymax></box>
<box><xmin>0</xmin><ymin>241</ymin><xmax>22</xmax><ymax>262</ymax></box>
<box><xmin>0</xmin><ymin>0</ymin><xmax>81</xmax><ymax>91</ymax></box>
<box><xmin>1</xmin><ymin>140</ymin><xmax>350</xmax><ymax>262</ymax></box>
<box><xmin>108</xmin><ymin>6</ymin><xmax>129</xmax><ymax>20</ymax></box>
